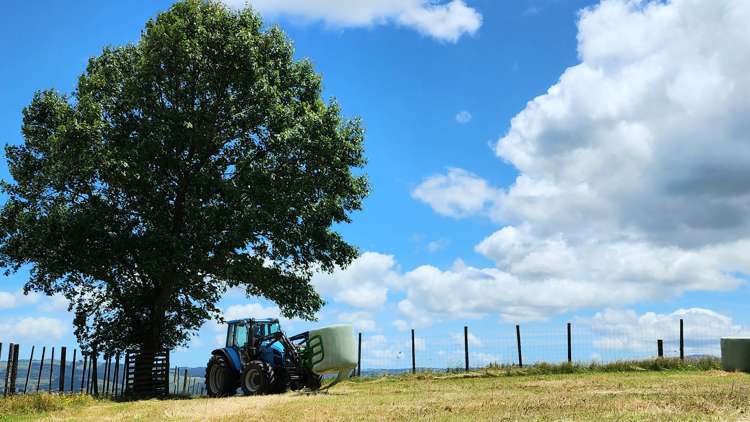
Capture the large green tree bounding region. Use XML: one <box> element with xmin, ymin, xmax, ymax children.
<box><xmin>0</xmin><ymin>0</ymin><xmax>367</xmax><ymax>355</ymax></box>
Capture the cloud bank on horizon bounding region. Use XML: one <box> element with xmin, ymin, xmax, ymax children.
<box><xmin>318</xmin><ymin>0</ymin><xmax>750</xmax><ymax>327</ymax></box>
<box><xmin>224</xmin><ymin>0</ymin><xmax>482</xmax><ymax>42</ymax></box>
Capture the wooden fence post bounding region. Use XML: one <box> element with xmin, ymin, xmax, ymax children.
<box><xmin>9</xmin><ymin>344</ymin><xmax>20</xmax><ymax>395</ymax></box>
<box><xmin>80</xmin><ymin>355</ymin><xmax>88</xmax><ymax>393</ymax></box>
<box><xmin>48</xmin><ymin>347</ymin><xmax>55</xmax><ymax>393</ymax></box>
<box><xmin>679</xmin><ymin>319</ymin><xmax>684</xmax><ymax>361</ymax></box>
<box><xmin>164</xmin><ymin>350</ymin><xmax>170</xmax><ymax>395</ymax></box>
<box><xmin>182</xmin><ymin>369</ymin><xmax>188</xmax><ymax>395</ymax></box>
<box><xmin>567</xmin><ymin>322</ymin><xmax>572</xmax><ymax>363</ymax></box>
<box><xmin>122</xmin><ymin>351</ymin><xmax>129</xmax><ymax>395</ymax></box>
<box><xmin>657</xmin><ymin>339</ymin><xmax>664</xmax><ymax>358</ymax></box>
<box><xmin>3</xmin><ymin>343</ymin><xmax>13</xmax><ymax>397</ymax></box>
<box><xmin>36</xmin><ymin>346</ymin><xmax>46</xmax><ymax>392</ymax></box>
<box><xmin>113</xmin><ymin>353</ymin><xmax>120</xmax><ymax>397</ymax></box>
<box><xmin>516</xmin><ymin>325</ymin><xmax>523</xmax><ymax>368</ymax></box>
<box><xmin>411</xmin><ymin>329</ymin><xmax>416</xmax><ymax>374</ymax></box>
<box><xmin>23</xmin><ymin>345</ymin><xmax>35</xmax><ymax>393</ymax></box>
<box><xmin>59</xmin><ymin>347</ymin><xmax>67</xmax><ymax>393</ymax></box>
<box><xmin>104</xmin><ymin>355</ymin><xmax>111</xmax><ymax>395</ymax></box>
<box><xmin>92</xmin><ymin>350</ymin><xmax>99</xmax><ymax>396</ymax></box>
<box><xmin>357</xmin><ymin>333</ymin><xmax>362</xmax><ymax>377</ymax></box>
<box><xmin>69</xmin><ymin>349</ymin><xmax>77</xmax><ymax>393</ymax></box>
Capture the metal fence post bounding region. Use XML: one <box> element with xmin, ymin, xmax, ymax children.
<box><xmin>464</xmin><ymin>326</ymin><xmax>469</xmax><ymax>371</ymax></box>
<box><xmin>657</xmin><ymin>339</ymin><xmax>664</xmax><ymax>358</ymax></box>
<box><xmin>679</xmin><ymin>319</ymin><xmax>684</xmax><ymax>361</ymax></box>
<box><xmin>23</xmin><ymin>345</ymin><xmax>35</xmax><ymax>393</ymax></box>
<box><xmin>567</xmin><ymin>322</ymin><xmax>572</xmax><ymax>363</ymax></box>
<box><xmin>411</xmin><ymin>329</ymin><xmax>416</xmax><ymax>374</ymax></box>
<box><xmin>357</xmin><ymin>333</ymin><xmax>362</xmax><ymax>377</ymax></box>
<box><xmin>36</xmin><ymin>346</ymin><xmax>46</xmax><ymax>392</ymax></box>
<box><xmin>516</xmin><ymin>325</ymin><xmax>523</xmax><ymax>368</ymax></box>
<box><xmin>59</xmin><ymin>346</ymin><xmax>67</xmax><ymax>393</ymax></box>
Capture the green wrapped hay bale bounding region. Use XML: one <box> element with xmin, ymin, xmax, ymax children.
<box><xmin>307</xmin><ymin>324</ymin><xmax>358</xmax><ymax>376</ymax></box>
<box><xmin>721</xmin><ymin>337</ymin><xmax>750</xmax><ymax>372</ymax></box>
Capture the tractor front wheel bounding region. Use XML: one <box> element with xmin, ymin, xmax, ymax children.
<box><xmin>205</xmin><ymin>355</ymin><xmax>237</xmax><ymax>397</ymax></box>
<box><xmin>241</xmin><ymin>361</ymin><xmax>275</xmax><ymax>395</ymax></box>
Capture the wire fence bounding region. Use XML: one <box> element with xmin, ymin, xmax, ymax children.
<box><xmin>1</xmin><ymin>316</ymin><xmax>741</xmax><ymax>397</ymax></box>
<box><xmin>355</xmin><ymin>318</ymin><xmax>736</xmax><ymax>375</ymax></box>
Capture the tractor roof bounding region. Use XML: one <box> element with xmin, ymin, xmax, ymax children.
<box><xmin>226</xmin><ymin>317</ymin><xmax>279</xmax><ymax>325</ymax></box>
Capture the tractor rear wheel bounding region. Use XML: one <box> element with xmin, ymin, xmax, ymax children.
<box><xmin>241</xmin><ymin>360</ymin><xmax>275</xmax><ymax>395</ymax></box>
<box><xmin>205</xmin><ymin>355</ymin><xmax>237</xmax><ymax>397</ymax></box>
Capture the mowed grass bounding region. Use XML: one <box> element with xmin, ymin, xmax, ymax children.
<box><xmin>3</xmin><ymin>362</ymin><xmax>750</xmax><ymax>421</ymax></box>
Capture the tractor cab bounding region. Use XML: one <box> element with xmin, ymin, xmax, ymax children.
<box><xmin>225</xmin><ymin>318</ymin><xmax>284</xmax><ymax>367</ymax></box>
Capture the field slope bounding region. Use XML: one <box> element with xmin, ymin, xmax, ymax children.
<box><xmin>3</xmin><ymin>369</ymin><xmax>750</xmax><ymax>421</ymax></box>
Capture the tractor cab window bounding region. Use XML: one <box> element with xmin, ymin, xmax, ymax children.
<box><xmin>268</xmin><ymin>322</ymin><xmax>280</xmax><ymax>335</ymax></box>
<box><xmin>228</xmin><ymin>322</ymin><xmax>248</xmax><ymax>348</ymax></box>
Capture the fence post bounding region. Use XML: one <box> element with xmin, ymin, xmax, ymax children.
<box><xmin>657</xmin><ymin>339</ymin><xmax>664</xmax><ymax>358</ymax></box>
<box><xmin>182</xmin><ymin>369</ymin><xmax>188</xmax><ymax>395</ymax></box>
<box><xmin>9</xmin><ymin>344</ymin><xmax>20</xmax><ymax>395</ymax></box>
<box><xmin>104</xmin><ymin>355</ymin><xmax>111</xmax><ymax>395</ymax></box>
<box><xmin>23</xmin><ymin>345</ymin><xmax>35</xmax><ymax>393</ymax></box>
<box><xmin>679</xmin><ymin>318</ymin><xmax>684</xmax><ymax>361</ymax></box>
<box><xmin>164</xmin><ymin>350</ymin><xmax>170</xmax><ymax>395</ymax></box>
<box><xmin>3</xmin><ymin>343</ymin><xmax>13</xmax><ymax>397</ymax></box>
<box><xmin>70</xmin><ymin>349</ymin><xmax>77</xmax><ymax>393</ymax></box>
<box><xmin>411</xmin><ymin>329</ymin><xmax>416</xmax><ymax>374</ymax></box>
<box><xmin>122</xmin><ymin>351</ymin><xmax>129</xmax><ymax>395</ymax></box>
<box><xmin>464</xmin><ymin>326</ymin><xmax>469</xmax><ymax>371</ymax></box>
<box><xmin>91</xmin><ymin>349</ymin><xmax>99</xmax><ymax>396</ymax></box>
<box><xmin>567</xmin><ymin>322</ymin><xmax>572</xmax><ymax>363</ymax></box>
<box><xmin>113</xmin><ymin>353</ymin><xmax>120</xmax><ymax>397</ymax></box>
<box><xmin>59</xmin><ymin>346</ymin><xmax>67</xmax><ymax>393</ymax></box>
<box><xmin>48</xmin><ymin>347</ymin><xmax>55</xmax><ymax>393</ymax></box>
<box><xmin>357</xmin><ymin>333</ymin><xmax>362</xmax><ymax>377</ymax></box>
<box><xmin>516</xmin><ymin>325</ymin><xmax>523</xmax><ymax>368</ymax></box>
<box><xmin>80</xmin><ymin>355</ymin><xmax>88</xmax><ymax>393</ymax></box>
<box><xmin>36</xmin><ymin>346</ymin><xmax>46</xmax><ymax>392</ymax></box>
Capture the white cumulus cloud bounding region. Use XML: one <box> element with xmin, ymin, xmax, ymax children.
<box><xmin>229</xmin><ymin>0</ymin><xmax>482</xmax><ymax>42</ymax></box>
<box><xmin>0</xmin><ymin>317</ymin><xmax>67</xmax><ymax>342</ymax></box>
<box><xmin>586</xmin><ymin>308</ymin><xmax>747</xmax><ymax>354</ymax></box>
<box><xmin>412</xmin><ymin>168</ymin><xmax>503</xmax><ymax>220</ymax></box>
<box><xmin>401</xmin><ymin>0</ymin><xmax>750</xmax><ymax>324</ymax></box>
<box><xmin>313</xmin><ymin>252</ymin><xmax>401</xmax><ymax>309</ymax></box>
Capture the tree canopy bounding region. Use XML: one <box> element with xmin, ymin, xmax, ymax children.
<box><xmin>0</xmin><ymin>0</ymin><xmax>367</xmax><ymax>354</ymax></box>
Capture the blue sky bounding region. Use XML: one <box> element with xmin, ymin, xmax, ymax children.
<box><xmin>3</xmin><ymin>0</ymin><xmax>750</xmax><ymax>368</ymax></box>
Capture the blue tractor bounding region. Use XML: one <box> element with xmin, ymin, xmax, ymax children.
<box><xmin>205</xmin><ymin>318</ymin><xmax>323</xmax><ymax>396</ymax></box>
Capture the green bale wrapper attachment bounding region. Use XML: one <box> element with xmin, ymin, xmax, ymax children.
<box><xmin>302</xmin><ymin>325</ymin><xmax>358</xmax><ymax>387</ymax></box>
<box><xmin>721</xmin><ymin>337</ymin><xmax>750</xmax><ymax>372</ymax></box>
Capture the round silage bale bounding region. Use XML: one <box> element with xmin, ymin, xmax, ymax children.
<box><xmin>721</xmin><ymin>337</ymin><xmax>750</xmax><ymax>372</ymax></box>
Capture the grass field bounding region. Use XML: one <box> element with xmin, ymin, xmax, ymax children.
<box><xmin>2</xmin><ymin>361</ymin><xmax>750</xmax><ymax>421</ymax></box>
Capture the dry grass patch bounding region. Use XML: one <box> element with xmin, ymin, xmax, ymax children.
<box><xmin>3</xmin><ymin>368</ymin><xmax>749</xmax><ymax>421</ymax></box>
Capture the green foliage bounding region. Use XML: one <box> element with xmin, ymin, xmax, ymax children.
<box><xmin>0</xmin><ymin>0</ymin><xmax>367</xmax><ymax>354</ymax></box>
